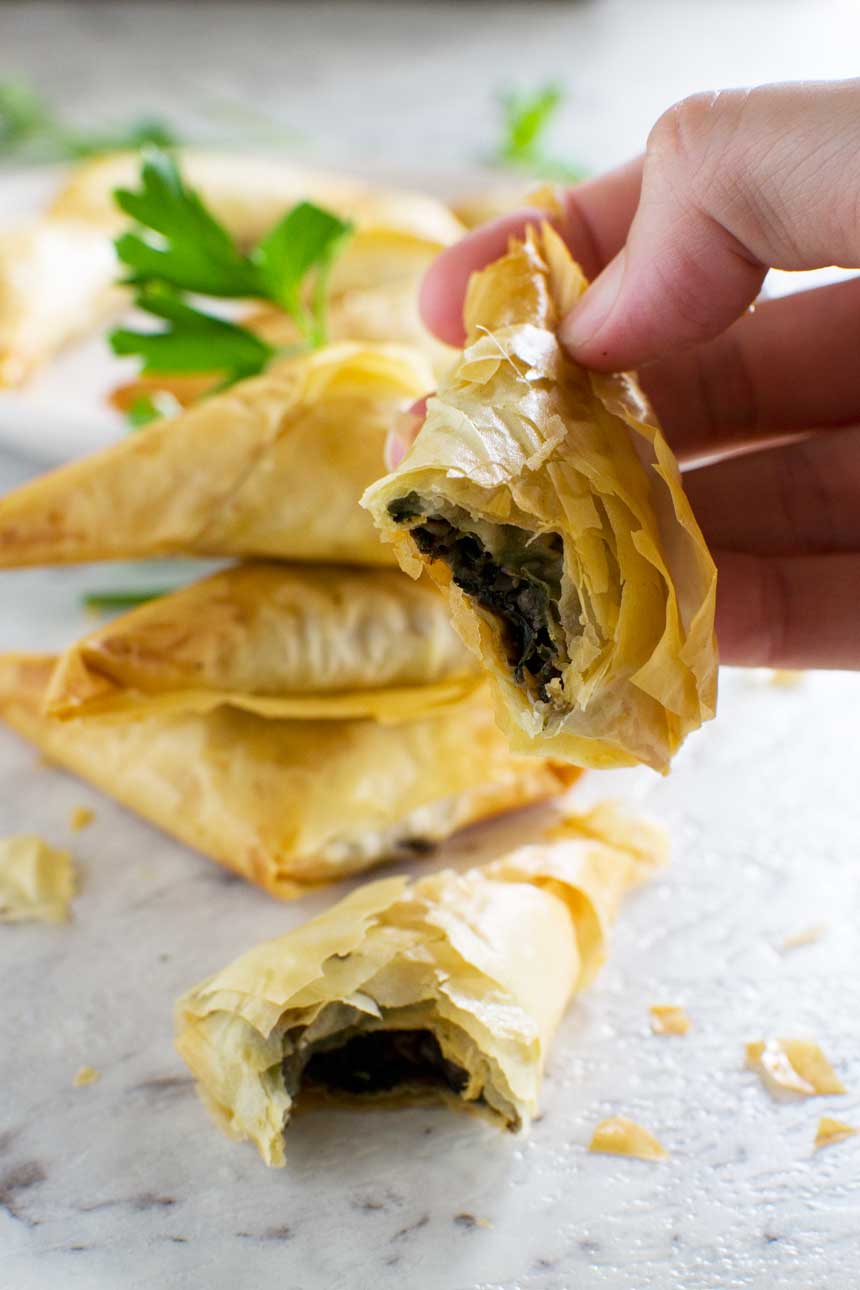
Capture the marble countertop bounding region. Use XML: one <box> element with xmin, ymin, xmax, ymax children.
<box><xmin>2</xmin><ymin>3</ymin><xmax>860</xmax><ymax>1287</ymax></box>
<box><xmin>1</xmin><ymin>457</ymin><xmax>859</xmax><ymax>1290</ymax></box>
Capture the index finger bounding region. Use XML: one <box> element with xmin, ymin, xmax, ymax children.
<box><xmin>420</xmin><ymin>156</ymin><xmax>644</xmax><ymax>346</ymax></box>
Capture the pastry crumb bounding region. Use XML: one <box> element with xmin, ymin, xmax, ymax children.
<box><xmin>769</xmin><ymin>669</ymin><xmax>803</xmax><ymax>688</ymax></box>
<box><xmin>746</xmin><ymin>1039</ymin><xmax>845</xmax><ymax>1097</ymax></box>
<box><xmin>649</xmin><ymin>1004</ymin><xmax>690</xmax><ymax>1036</ymax></box>
<box><xmin>814</xmin><ymin>1117</ymin><xmax>857</xmax><ymax>1152</ymax></box>
<box><xmin>454</xmin><ymin>1212</ymin><xmax>493</xmax><ymax>1230</ymax></box>
<box><xmin>73</xmin><ymin>1065</ymin><xmax>101</xmax><ymax>1087</ymax></box>
<box><xmin>780</xmin><ymin>923</ymin><xmax>827</xmax><ymax>952</ymax></box>
<box><xmin>70</xmin><ymin>806</ymin><xmax>95</xmax><ymax>832</ymax></box>
<box><xmin>0</xmin><ymin>835</ymin><xmax>75</xmax><ymax>923</ymax></box>
<box><xmin>588</xmin><ymin>1116</ymin><xmax>667</xmax><ymax>1161</ymax></box>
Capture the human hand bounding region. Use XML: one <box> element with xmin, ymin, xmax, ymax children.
<box><xmin>391</xmin><ymin>80</ymin><xmax>860</xmax><ymax>670</ymax></box>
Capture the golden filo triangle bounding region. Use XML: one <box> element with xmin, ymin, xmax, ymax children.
<box><xmin>0</xmin><ymin>150</ymin><xmax>465</xmax><ymax>386</ymax></box>
<box><xmin>0</xmin><ymin>653</ymin><xmax>578</xmax><ymax>900</ymax></box>
<box><xmin>44</xmin><ymin>561</ymin><xmax>484</xmax><ymax>725</ymax></box>
<box><xmin>0</xmin><ymin>342</ymin><xmax>432</xmax><ymax>568</ymax></box>
<box><xmin>364</xmin><ymin>223</ymin><xmax>718</xmax><ymax>772</ymax></box>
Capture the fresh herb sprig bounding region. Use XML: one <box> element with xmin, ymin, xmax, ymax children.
<box><xmin>82</xmin><ymin>588</ymin><xmax>169</xmax><ymax>612</ymax></box>
<box><xmin>108</xmin><ymin>150</ymin><xmax>353</xmax><ymax>388</ymax></box>
<box><xmin>0</xmin><ymin>79</ymin><xmax>177</xmax><ymax>162</ymax></box>
<box><xmin>495</xmin><ymin>83</ymin><xmax>587</xmax><ymax>184</ymax></box>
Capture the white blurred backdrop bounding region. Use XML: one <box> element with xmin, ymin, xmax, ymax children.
<box><xmin>2</xmin><ymin>0</ymin><xmax>858</xmax><ymax>182</ymax></box>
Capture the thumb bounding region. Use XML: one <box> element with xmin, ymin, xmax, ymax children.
<box><xmin>560</xmin><ymin>80</ymin><xmax>860</xmax><ymax>371</ymax></box>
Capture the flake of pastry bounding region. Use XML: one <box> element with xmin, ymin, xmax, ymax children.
<box><xmin>69</xmin><ymin>806</ymin><xmax>95</xmax><ymax>832</ymax></box>
<box><xmin>73</xmin><ymin>1065</ymin><xmax>101</xmax><ymax>1087</ymax></box>
<box><xmin>649</xmin><ymin>1005</ymin><xmax>690</xmax><ymax>1036</ymax></box>
<box><xmin>814</xmin><ymin>1117</ymin><xmax>857</xmax><ymax>1151</ymax></box>
<box><xmin>745</xmin><ymin>1039</ymin><xmax>845</xmax><ymax>1097</ymax></box>
<box><xmin>588</xmin><ymin>1116</ymin><xmax>667</xmax><ymax>1162</ymax></box>
<box><xmin>0</xmin><ymin>834</ymin><xmax>75</xmax><ymax>923</ymax></box>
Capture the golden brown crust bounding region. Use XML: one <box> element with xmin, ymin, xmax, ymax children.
<box><xmin>363</xmin><ymin>226</ymin><xmax>717</xmax><ymax>771</ymax></box>
<box><xmin>175</xmin><ymin>802</ymin><xmax>662</xmax><ymax>1165</ymax></box>
<box><xmin>45</xmin><ymin>563</ymin><xmax>481</xmax><ymax>723</ymax></box>
<box><xmin>0</xmin><ymin>343</ymin><xmax>431</xmax><ymax>568</ymax></box>
<box><xmin>0</xmin><ymin>653</ymin><xmax>575</xmax><ymax>898</ymax></box>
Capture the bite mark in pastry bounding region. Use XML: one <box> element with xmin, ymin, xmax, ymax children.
<box><xmin>175</xmin><ymin>807</ymin><xmax>662</xmax><ymax>1165</ymax></box>
<box><xmin>363</xmin><ymin>224</ymin><xmax>718</xmax><ymax>772</ymax></box>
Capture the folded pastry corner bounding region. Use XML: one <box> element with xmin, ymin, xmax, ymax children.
<box><xmin>1</xmin><ymin>151</ymin><xmax>464</xmax><ymax>385</ymax></box>
<box><xmin>48</xmin><ymin>150</ymin><xmax>466</xmax><ymax>285</ymax></box>
<box><xmin>0</xmin><ymin>342</ymin><xmax>431</xmax><ymax>568</ymax></box>
<box><xmin>0</xmin><ymin>219</ymin><xmax>123</xmax><ymax>387</ymax></box>
<box><xmin>175</xmin><ymin>806</ymin><xmax>662</xmax><ymax>1165</ymax></box>
<box><xmin>362</xmin><ymin>223</ymin><xmax>717</xmax><ymax>772</ymax></box>
<box><xmin>0</xmin><ymin>653</ymin><xmax>576</xmax><ymax>898</ymax></box>
<box><xmin>44</xmin><ymin>562</ymin><xmax>482</xmax><ymax>723</ymax></box>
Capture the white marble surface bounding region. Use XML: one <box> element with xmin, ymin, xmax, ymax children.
<box><xmin>2</xmin><ymin>3</ymin><xmax>860</xmax><ymax>1288</ymax></box>
<box><xmin>2</xmin><ymin>557</ymin><xmax>860</xmax><ymax>1290</ymax></box>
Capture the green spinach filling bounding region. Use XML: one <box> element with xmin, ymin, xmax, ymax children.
<box><xmin>301</xmin><ymin>1028</ymin><xmax>469</xmax><ymax>1095</ymax></box>
<box><xmin>388</xmin><ymin>494</ymin><xmax>567</xmax><ymax>700</ymax></box>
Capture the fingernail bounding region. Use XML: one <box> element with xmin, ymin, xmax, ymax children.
<box><xmin>559</xmin><ymin>249</ymin><xmax>626</xmax><ymax>353</ymax></box>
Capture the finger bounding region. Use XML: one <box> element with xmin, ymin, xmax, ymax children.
<box><xmin>561</xmin><ymin>80</ymin><xmax>860</xmax><ymax>369</ymax></box>
<box><xmin>642</xmin><ymin>276</ymin><xmax>860</xmax><ymax>460</ymax></box>
<box><xmin>384</xmin><ymin>397</ymin><xmax>428</xmax><ymax>470</ymax></box>
<box><xmin>420</xmin><ymin>157</ymin><xmax>643</xmax><ymax>345</ymax></box>
<box><xmin>684</xmin><ymin>425</ymin><xmax>860</xmax><ymax>556</ymax></box>
<box><xmin>715</xmin><ymin>549</ymin><xmax>860</xmax><ymax>669</ymax></box>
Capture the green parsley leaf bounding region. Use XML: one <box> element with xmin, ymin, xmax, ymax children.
<box><xmin>110</xmin><ymin>283</ymin><xmax>276</xmax><ymax>383</ymax></box>
<box><xmin>0</xmin><ymin>80</ymin><xmax>53</xmax><ymax>152</ymax></box>
<box><xmin>66</xmin><ymin>116</ymin><xmax>178</xmax><ymax>160</ymax></box>
<box><xmin>494</xmin><ymin>83</ymin><xmax>587</xmax><ymax>184</ymax></box>
<box><xmin>253</xmin><ymin>201</ymin><xmax>353</xmax><ymax>344</ymax></box>
<box><xmin>124</xmin><ymin>390</ymin><xmax>184</xmax><ymax>430</ymax></box>
<box><xmin>109</xmin><ymin>150</ymin><xmax>354</xmax><ymax>386</ymax></box>
<box><xmin>0</xmin><ymin>78</ymin><xmax>178</xmax><ymax>162</ymax></box>
<box><xmin>499</xmin><ymin>84</ymin><xmax>564</xmax><ymax>163</ymax></box>
<box><xmin>114</xmin><ymin>151</ymin><xmax>259</xmax><ymax>297</ymax></box>
<box><xmin>126</xmin><ymin>394</ymin><xmax>163</xmax><ymax>429</ymax></box>
<box><xmin>83</xmin><ymin>588</ymin><xmax>170</xmax><ymax>612</ymax></box>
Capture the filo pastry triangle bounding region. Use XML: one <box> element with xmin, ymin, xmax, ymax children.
<box><xmin>1</xmin><ymin>151</ymin><xmax>464</xmax><ymax>385</ymax></box>
<box><xmin>175</xmin><ymin>802</ymin><xmax>665</xmax><ymax>1165</ymax></box>
<box><xmin>0</xmin><ymin>654</ymin><xmax>577</xmax><ymax>898</ymax></box>
<box><xmin>45</xmin><ymin>562</ymin><xmax>482</xmax><ymax>724</ymax></box>
<box><xmin>363</xmin><ymin>224</ymin><xmax>718</xmax><ymax>772</ymax></box>
<box><xmin>0</xmin><ymin>343</ymin><xmax>431</xmax><ymax>568</ymax></box>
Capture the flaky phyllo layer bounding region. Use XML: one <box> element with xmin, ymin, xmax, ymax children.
<box><xmin>45</xmin><ymin>562</ymin><xmax>482</xmax><ymax>725</ymax></box>
<box><xmin>0</xmin><ymin>342</ymin><xmax>432</xmax><ymax>568</ymax></box>
<box><xmin>363</xmin><ymin>225</ymin><xmax>718</xmax><ymax>772</ymax></box>
<box><xmin>175</xmin><ymin>804</ymin><xmax>665</xmax><ymax>1165</ymax></box>
<box><xmin>0</xmin><ymin>654</ymin><xmax>575</xmax><ymax>897</ymax></box>
<box><xmin>1</xmin><ymin>150</ymin><xmax>465</xmax><ymax>386</ymax></box>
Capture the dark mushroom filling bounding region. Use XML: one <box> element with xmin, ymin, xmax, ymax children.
<box><xmin>388</xmin><ymin>494</ymin><xmax>568</xmax><ymax>701</ymax></box>
<box><xmin>300</xmin><ymin>1028</ymin><xmax>469</xmax><ymax>1095</ymax></box>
